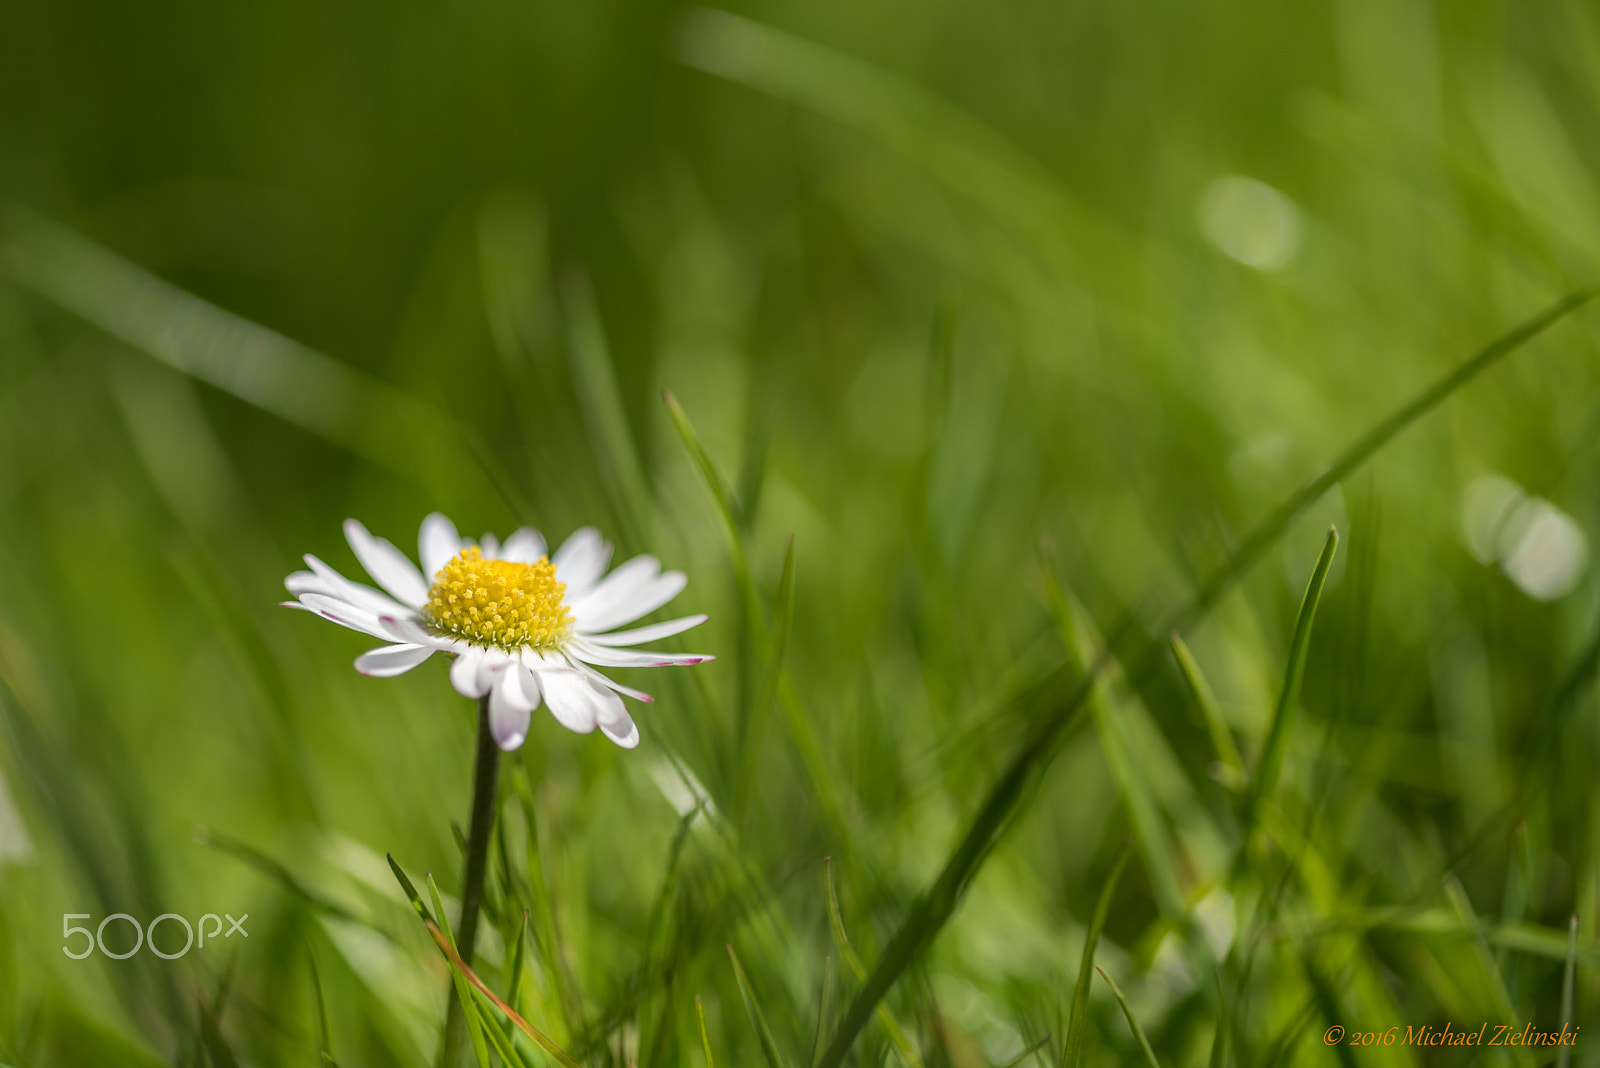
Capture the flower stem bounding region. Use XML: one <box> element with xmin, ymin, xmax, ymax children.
<box><xmin>441</xmin><ymin>695</ymin><xmax>501</xmax><ymax>1065</ymax></box>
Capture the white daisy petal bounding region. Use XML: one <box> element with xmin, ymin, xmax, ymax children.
<box><xmin>575</xmin><ymin>662</ymin><xmax>655</xmax><ymax>703</ymax></box>
<box><xmin>576</xmin><ymin>569</ymin><xmax>687</xmax><ymax>633</ymax></box>
<box><xmin>301</xmin><ymin>555</ymin><xmax>413</xmax><ymax>617</ymax></box>
<box><xmin>489</xmin><ymin>668</ymin><xmax>537</xmax><ymax>750</ymax></box>
<box><xmin>501</xmin><ymin>526</ymin><xmax>547</xmax><ymax>564</ymax></box>
<box><xmin>419</xmin><ymin>513</ymin><xmax>463</xmax><ymax>580</ymax></box>
<box><xmin>355</xmin><ymin>643</ymin><xmax>435</xmax><ymax>677</ymax></box>
<box><xmin>553</xmin><ymin>527</ymin><xmax>612</xmax><ymax>596</ymax></box>
<box><xmin>450</xmin><ymin>645</ymin><xmax>491</xmax><ymax>698</ymax></box>
<box><xmin>293</xmin><ymin>592</ymin><xmax>394</xmax><ymax>640</ymax></box>
<box><xmin>538</xmin><ymin>666</ymin><xmax>602</xmax><ymax>734</ymax></box>
<box><xmin>376</xmin><ymin>614</ymin><xmax>455</xmax><ymax>650</ymax></box>
<box><xmin>584</xmin><ymin>614</ymin><xmax>709</xmax><ymax>647</ymax></box>
<box><xmin>480</xmin><ymin>533</ymin><xmax>501</xmax><ymax>559</ymax></box>
<box><xmin>344</xmin><ymin>519</ymin><xmax>430</xmax><ymax>608</ymax></box>
<box><xmin>599</xmin><ymin>706</ymin><xmax>640</xmax><ymax>749</ymax></box>
<box><xmin>569</xmin><ymin>555</ymin><xmax>658</xmax><ymax>628</ymax></box>
<box><xmin>567</xmin><ymin>637</ymin><xmax>713</xmax><ymax>668</ymax></box>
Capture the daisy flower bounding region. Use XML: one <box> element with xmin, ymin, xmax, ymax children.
<box><xmin>283</xmin><ymin>514</ymin><xmax>712</xmax><ymax>751</ymax></box>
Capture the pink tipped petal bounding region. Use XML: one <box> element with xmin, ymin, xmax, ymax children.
<box><xmin>376</xmin><ymin>614</ymin><xmax>453</xmax><ymax>649</ymax></box>
<box><xmin>293</xmin><ymin>592</ymin><xmax>394</xmax><ymax>640</ymax></box>
<box><xmin>552</xmin><ymin>527</ymin><xmax>611</xmax><ymax>596</ymax></box>
<box><xmin>450</xmin><ymin>645</ymin><xmax>491</xmax><ymax>698</ymax></box>
<box><xmin>576</xmin><ymin>570</ymin><xmax>687</xmax><ymax>633</ymax></box>
<box><xmin>567</xmin><ymin>638</ymin><xmax>713</xmax><ymax>669</ymax></box>
<box><xmin>583</xmin><ymin>614</ymin><xmax>709</xmax><ymax>647</ymax></box>
<box><xmin>344</xmin><ymin>519</ymin><xmax>430</xmax><ymax>609</ymax></box>
<box><xmin>501</xmin><ymin>527</ymin><xmax>548</xmax><ymax>563</ymax></box>
<box><xmin>419</xmin><ymin>513</ymin><xmax>463</xmax><ymax>580</ymax></box>
<box><xmin>355</xmin><ymin>643</ymin><xmax>435</xmax><ymax>677</ymax></box>
<box><xmin>489</xmin><ymin>670</ymin><xmax>536</xmax><ymax>750</ymax></box>
<box><xmin>539</xmin><ymin>668</ymin><xmax>602</xmax><ymax>734</ymax></box>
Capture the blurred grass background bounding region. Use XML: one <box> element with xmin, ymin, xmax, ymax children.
<box><xmin>3</xmin><ymin>0</ymin><xmax>1600</xmax><ymax>1065</ymax></box>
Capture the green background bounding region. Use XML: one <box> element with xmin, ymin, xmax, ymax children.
<box><xmin>2</xmin><ymin>1</ymin><xmax>1600</xmax><ymax>1065</ymax></box>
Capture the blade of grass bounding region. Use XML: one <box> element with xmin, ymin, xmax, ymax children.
<box><xmin>1241</xmin><ymin>527</ymin><xmax>1338</xmax><ymax>833</ymax></box>
<box><xmin>813</xmin><ymin>288</ymin><xmax>1598</xmax><ymax>1068</ymax></box>
<box><xmin>1043</xmin><ymin>564</ymin><xmax>1183</xmax><ymax>920</ymax></box>
<box><xmin>1169</xmin><ymin>634</ymin><xmax>1245</xmax><ymax>791</ymax></box>
<box><xmin>428</xmin><ymin>874</ymin><xmax>494</xmax><ymax>1068</ymax></box>
<box><xmin>726</xmin><ymin>943</ymin><xmax>789</xmax><ymax>1068</ymax></box>
<box><xmin>696</xmin><ymin>996</ymin><xmax>716</xmax><ymax>1068</ymax></box>
<box><xmin>390</xmin><ymin>859</ymin><xmax>582</xmax><ymax>1068</ymax></box>
<box><xmin>1558</xmin><ymin>916</ymin><xmax>1578</xmax><ymax>1068</ymax></box>
<box><xmin>1063</xmin><ymin>839</ymin><xmax>1132</xmax><ymax>1068</ymax></box>
<box><xmin>998</xmin><ymin>1033</ymin><xmax>1052</xmax><ymax>1068</ymax></box>
<box><xmin>308</xmin><ymin>950</ymin><xmax>337</xmax><ymax>1066</ymax></box>
<box><xmin>506</xmin><ymin>911</ymin><xmax>529</xmax><ymax>1013</ymax></box>
<box><xmin>1443</xmin><ymin>875</ymin><xmax>1534</xmax><ymax>1068</ymax></box>
<box><xmin>426</xmin><ymin>910</ymin><xmax>584</xmax><ymax>1068</ymax></box>
<box><xmin>1094</xmin><ymin>967</ymin><xmax>1162</xmax><ymax>1068</ymax></box>
<box><xmin>825</xmin><ymin>860</ymin><xmax>924</xmax><ymax>1068</ymax></box>
<box><xmin>809</xmin><ymin>954</ymin><xmax>835</xmax><ymax>1068</ymax></box>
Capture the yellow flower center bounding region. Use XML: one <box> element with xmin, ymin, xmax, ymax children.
<box><xmin>424</xmin><ymin>546</ymin><xmax>573</xmax><ymax>650</ymax></box>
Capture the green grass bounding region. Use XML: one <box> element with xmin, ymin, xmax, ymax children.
<box><xmin>4</xmin><ymin>2</ymin><xmax>1600</xmax><ymax>1066</ymax></box>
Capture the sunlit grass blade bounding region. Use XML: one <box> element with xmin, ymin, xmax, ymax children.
<box><xmin>825</xmin><ymin>860</ymin><xmax>924</xmax><ymax>1068</ymax></box>
<box><xmin>1169</xmin><ymin>633</ymin><xmax>1245</xmax><ymax>791</ymax></box>
<box><xmin>726</xmin><ymin>943</ymin><xmax>789</xmax><ymax>1068</ymax></box>
<box><xmin>513</xmin><ymin>769</ymin><xmax>584</xmax><ymax>1038</ymax></box>
<box><xmin>428</xmin><ymin>873</ymin><xmax>494</xmax><ymax>1068</ymax></box>
<box><xmin>1559</xmin><ymin>916</ymin><xmax>1578</xmax><ymax>1068</ymax></box>
<box><xmin>1063</xmin><ymin>839</ymin><xmax>1132</xmax><ymax>1068</ymax></box>
<box><xmin>1242</xmin><ymin>526</ymin><xmax>1338</xmax><ymax>832</ymax></box>
<box><xmin>1094</xmin><ymin>967</ymin><xmax>1162</xmax><ymax>1068</ymax></box>
<box><xmin>696</xmin><ymin>996</ymin><xmax>716</xmax><ymax>1068</ymax></box>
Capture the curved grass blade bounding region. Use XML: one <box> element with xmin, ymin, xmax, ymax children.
<box><xmin>1063</xmin><ymin>840</ymin><xmax>1132</xmax><ymax>1068</ymax></box>
<box><xmin>1242</xmin><ymin>526</ymin><xmax>1338</xmax><ymax>831</ymax></box>
<box><xmin>428</xmin><ymin>874</ymin><xmax>493</xmax><ymax>1068</ymax></box>
<box><xmin>1169</xmin><ymin>633</ymin><xmax>1244</xmax><ymax>791</ymax></box>
<box><xmin>825</xmin><ymin>860</ymin><xmax>924</xmax><ymax>1068</ymax></box>
<box><xmin>1095</xmin><ymin>967</ymin><xmax>1162</xmax><ymax>1068</ymax></box>
<box><xmin>308</xmin><ymin>949</ymin><xmax>338</xmax><ymax>1066</ymax></box>
<box><xmin>813</xmin><ymin>290</ymin><xmax>1600</xmax><ymax>1068</ymax></box>
<box><xmin>696</xmin><ymin>995</ymin><xmax>716</xmax><ymax>1068</ymax></box>
<box><xmin>1558</xmin><ymin>916</ymin><xmax>1578</xmax><ymax>1068</ymax></box>
<box><xmin>726</xmin><ymin>943</ymin><xmax>789</xmax><ymax>1068</ymax></box>
<box><xmin>997</xmin><ymin>1033</ymin><xmax>1052</xmax><ymax>1068</ymax></box>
